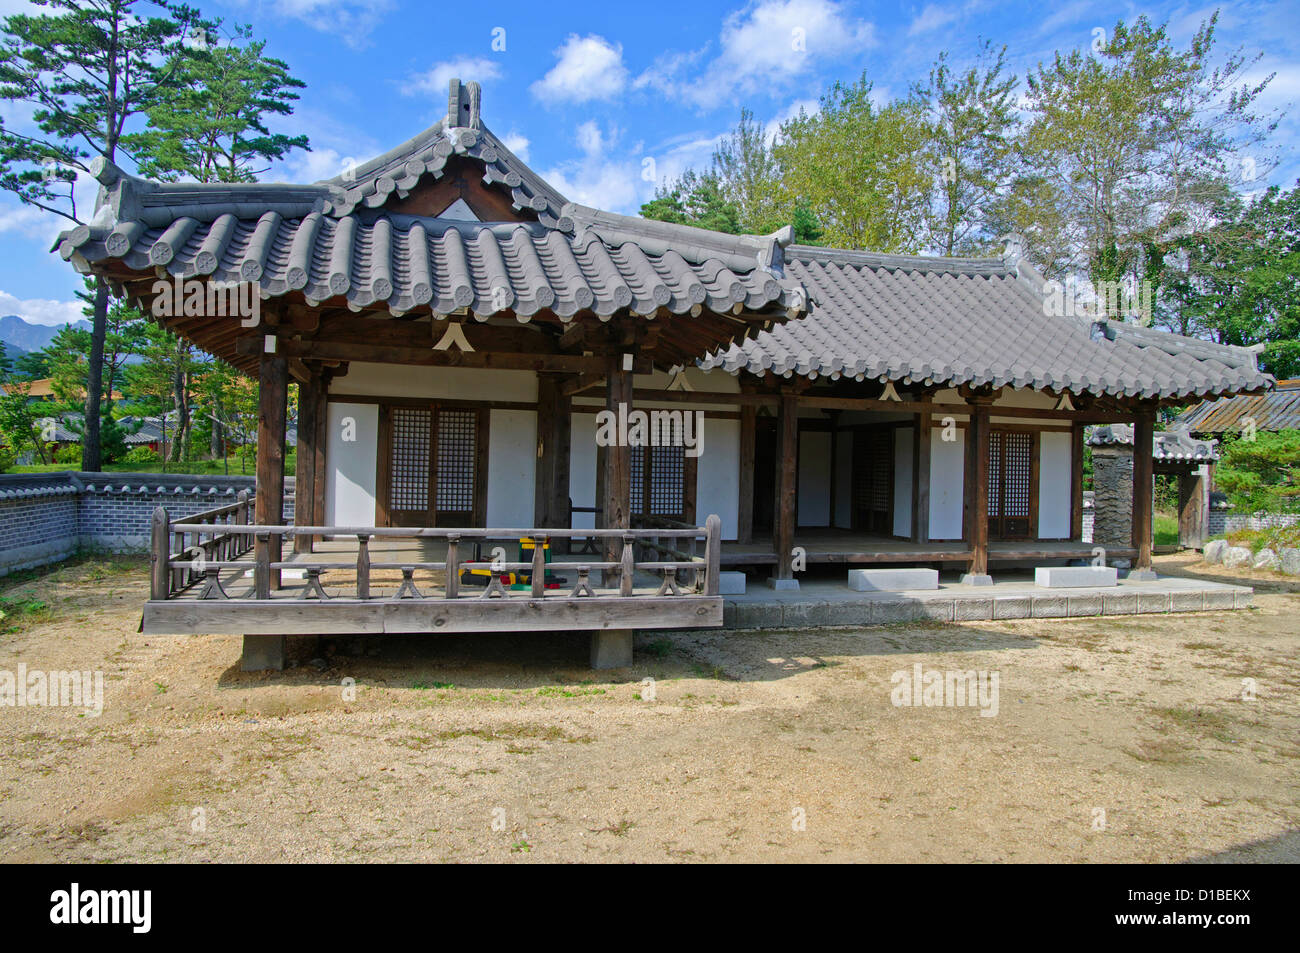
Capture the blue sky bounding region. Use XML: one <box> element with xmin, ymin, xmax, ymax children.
<box><xmin>0</xmin><ymin>0</ymin><xmax>1296</xmax><ymax>326</ymax></box>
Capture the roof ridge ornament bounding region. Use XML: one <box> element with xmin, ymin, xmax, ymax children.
<box><xmin>448</xmin><ymin>78</ymin><xmax>482</xmax><ymax>131</ymax></box>
<box><xmin>1001</xmin><ymin>231</ymin><xmax>1025</xmax><ymax>265</ymax></box>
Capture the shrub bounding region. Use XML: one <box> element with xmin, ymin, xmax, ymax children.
<box><xmin>121</xmin><ymin>445</ymin><xmax>161</xmax><ymax>465</ymax></box>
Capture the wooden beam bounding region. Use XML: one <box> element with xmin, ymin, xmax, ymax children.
<box><xmin>562</xmin><ymin>373</ymin><xmax>604</xmax><ymax>398</ymax></box>
<box><xmin>737</xmin><ymin>404</ymin><xmax>756</xmax><ymax>544</ymax></box>
<box><xmin>796</xmin><ymin>393</ymin><xmax>1133</xmax><ymax>423</ymax></box>
<box><xmin>237</xmin><ymin>336</ymin><xmax>651</xmax><ymax>374</ymax></box>
<box><xmin>1133</xmin><ymin>408</ymin><xmax>1155</xmax><ymax>572</ymax></box>
<box><xmin>631</xmin><ymin>388</ymin><xmax>776</xmax><ymax>407</ymax></box>
<box><xmin>256</xmin><ymin>338</ymin><xmax>288</xmax><ymax>588</ymax></box>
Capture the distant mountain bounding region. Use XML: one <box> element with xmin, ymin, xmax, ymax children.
<box><xmin>0</xmin><ymin>314</ymin><xmax>92</xmax><ymax>355</ymax></box>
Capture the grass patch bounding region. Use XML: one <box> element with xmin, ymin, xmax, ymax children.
<box><xmin>0</xmin><ymin>595</ymin><xmax>52</xmax><ymax>635</ymax></box>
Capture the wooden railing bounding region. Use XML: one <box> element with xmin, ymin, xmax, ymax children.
<box><xmin>149</xmin><ymin>506</ymin><xmax>722</xmax><ymax>605</ymax></box>
<box><xmin>151</xmin><ymin>491</ymin><xmax>255</xmax><ymax>599</ymax></box>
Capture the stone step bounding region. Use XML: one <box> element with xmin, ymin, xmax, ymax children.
<box><xmin>1034</xmin><ymin>566</ymin><xmax>1118</xmax><ymax>588</ymax></box>
<box><xmin>848</xmin><ymin>568</ymin><xmax>939</xmax><ymax>591</ymax></box>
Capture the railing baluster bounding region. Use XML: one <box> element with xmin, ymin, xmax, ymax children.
<box><xmin>356</xmin><ymin>534</ymin><xmax>370</xmax><ymax>600</ymax></box>
<box><xmin>445</xmin><ymin>535</ymin><xmax>460</xmax><ymax>599</ymax></box>
<box><xmin>254</xmin><ymin>531</ymin><xmax>271</xmax><ymax>599</ymax></box>
<box><xmin>531</xmin><ymin>536</ymin><xmax>546</xmax><ymax>597</ymax></box>
<box><xmin>620</xmin><ymin>534</ymin><xmax>635</xmax><ymax>597</ymax></box>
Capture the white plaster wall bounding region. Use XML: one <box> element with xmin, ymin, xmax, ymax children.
<box><xmin>569</xmin><ymin>413</ymin><xmax>598</xmax><ymax>530</ymax></box>
<box><xmin>329</xmin><ymin>363</ymin><xmax>538</xmax><ymax>403</ymax></box>
<box><xmin>697</xmin><ymin>417</ymin><xmax>740</xmax><ymax>538</ymax></box>
<box><xmin>929</xmin><ymin>427</ymin><xmax>965</xmax><ymax>540</ymax></box>
<box><xmin>798</xmin><ymin>430</ymin><xmax>832</xmax><ymax>527</ymax></box>
<box><xmin>325</xmin><ymin>401</ymin><xmax>378</xmax><ymax>526</ymax></box>
<box><xmin>486</xmin><ymin>409</ymin><xmax>536</xmax><ymax>527</ymax></box>
<box><xmin>1038</xmin><ymin>430</ymin><xmax>1072</xmax><ymax>539</ymax></box>
<box><xmin>834</xmin><ymin>430</ymin><xmax>853</xmax><ymax>529</ymax></box>
<box><xmin>893</xmin><ymin>426</ymin><xmax>913</xmax><ymax>538</ymax></box>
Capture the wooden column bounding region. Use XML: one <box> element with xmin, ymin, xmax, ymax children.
<box><xmin>255</xmin><ymin>336</ymin><xmax>288</xmax><ymax>589</ymax></box>
<box><xmin>963</xmin><ymin>400</ymin><xmax>991</xmax><ymax>582</ymax></box>
<box><xmin>535</xmin><ymin>374</ymin><xmax>571</xmax><ymax>528</ymax></box>
<box><xmin>293</xmin><ymin>367</ymin><xmax>322</xmax><ymax>553</ymax></box>
<box><xmin>1070</xmin><ymin>421</ymin><xmax>1085</xmax><ymax>541</ymax></box>
<box><xmin>1132</xmin><ymin>407</ymin><xmax>1156</xmax><ymax>576</ymax></box>
<box><xmin>312</xmin><ymin>375</ymin><xmax>328</xmax><ymax>543</ymax></box>
<box><xmin>911</xmin><ymin>411</ymin><xmax>932</xmax><ymax>544</ymax></box>
<box><xmin>736</xmin><ymin>403</ymin><xmax>756</xmax><ymax>544</ymax></box>
<box><xmin>602</xmin><ymin>352</ymin><xmax>633</xmax><ymax>585</ymax></box>
<box><xmin>773</xmin><ymin>391</ymin><xmax>798</xmax><ymax>581</ymax></box>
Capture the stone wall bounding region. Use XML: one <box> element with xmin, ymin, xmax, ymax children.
<box><xmin>0</xmin><ymin>472</ymin><xmax>293</xmax><ymax>575</ymax></box>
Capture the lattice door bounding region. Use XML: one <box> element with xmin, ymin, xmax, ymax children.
<box><xmin>852</xmin><ymin>427</ymin><xmax>894</xmax><ymax>534</ymax></box>
<box><xmin>434</xmin><ymin>408</ymin><xmax>477</xmax><ymax>524</ymax></box>
<box><xmin>386</xmin><ymin>406</ymin><xmax>431</xmax><ymax>526</ymax></box>
<box><xmin>988</xmin><ymin>430</ymin><xmax>1033</xmax><ymax>539</ymax></box>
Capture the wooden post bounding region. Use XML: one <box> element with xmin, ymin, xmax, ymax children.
<box><xmin>235</xmin><ymin>488</ymin><xmax>250</xmax><ymax>557</ymax></box>
<box><xmin>294</xmin><ymin>367</ymin><xmax>321</xmax><ymax>553</ymax></box>
<box><xmin>603</xmin><ymin>351</ymin><xmax>633</xmax><ymax>587</ymax></box>
<box><xmin>256</xmin><ymin>334</ymin><xmax>288</xmax><ymax>589</ymax></box>
<box><xmin>619</xmin><ymin>534</ymin><xmax>635</xmax><ymax>597</ymax></box>
<box><xmin>254</xmin><ymin>531</ymin><xmax>271</xmax><ymax>599</ymax></box>
<box><xmin>531</xmin><ymin>537</ymin><xmax>547</xmax><ymax>597</ymax></box>
<box><xmin>911</xmin><ymin>411</ymin><xmax>931</xmax><ymax>544</ymax></box>
<box><xmin>962</xmin><ymin>400</ymin><xmax>992</xmax><ymax>584</ymax></box>
<box><xmin>356</xmin><ymin>534</ymin><xmax>370</xmax><ymax>599</ymax></box>
<box><xmin>150</xmin><ymin>507</ymin><xmax>169</xmax><ymax>599</ymax></box>
<box><xmin>737</xmin><ymin>404</ymin><xmax>756</xmax><ymax>544</ymax></box>
<box><xmin>445</xmin><ymin>534</ymin><xmax>459</xmax><ymax>598</ymax></box>
<box><xmin>771</xmin><ymin>391</ymin><xmax>799</xmax><ymax>586</ymax></box>
<box><xmin>1132</xmin><ymin>407</ymin><xmax>1156</xmax><ymax>577</ymax></box>
<box><xmin>1070</xmin><ymin>421</ymin><xmax>1085</xmax><ymax>541</ymax></box>
<box><xmin>312</xmin><ymin>379</ymin><xmax>328</xmax><ymax>545</ymax></box>
<box><xmin>705</xmin><ymin>513</ymin><xmax>721</xmax><ymax>596</ymax></box>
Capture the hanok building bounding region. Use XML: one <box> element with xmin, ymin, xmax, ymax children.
<box><xmin>55</xmin><ymin>80</ymin><xmax>1271</xmax><ymax>670</ymax></box>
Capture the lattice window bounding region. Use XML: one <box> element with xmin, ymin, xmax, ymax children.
<box><xmin>852</xmin><ymin>427</ymin><xmax>894</xmax><ymax>533</ymax></box>
<box><xmin>630</xmin><ymin>444</ymin><xmax>686</xmax><ymax>519</ymax></box>
<box><xmin>389</xmin><ymin>407</ymin><xmax>430</xmax><ymax>513</ymax></box>
<box><xmin>435</xmin><ymin>409</ymin><xmax>476</xmax><ymax>513</ymax></box>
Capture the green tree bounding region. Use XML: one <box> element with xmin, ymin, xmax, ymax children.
<box><xmin>0</xmin><ymin>0</ymin><xmax>207</xmax><ymax>471</ymax></box>
<box><xmin>774</xmin><ymin>75</ymin><xmax>931</xmax><ymax>251</ymax></box>
<box><xmin>711</xmin><ymin>108</ymin><xmax>783</xmax><ymax>234</ymax></box>
<box><xmin>913</xmin><ymin>41</ymin><xmax>1021</xmax><ymax>257</ymax></box>
<box><xmin>1162</xmin><ymin>182</ymin><xmax>1300</xmax><ymax>377</ymax></box>
<box><xmin>1015</xmin><ymin>13</ymin><xmax>1276</xmax><ymax>285</ymax></box>
<box><xmin>641</xmin><ymin>169</ymin><xmax>742</xmax><ymax>234</ymax></box>
<box><xmin>0</xmin><ymin>383</ymin><xmax>53</xmax><ymax>464</ymax></box>
<box><xmin>1216</xmin><ymin>431</ymin><xmax>1300</xmax><ymax>515</ymax></box>
<box><xmin>129</xmin><ymin>22</ymin><xmax>308</xmax><ymax>183</ymax></box>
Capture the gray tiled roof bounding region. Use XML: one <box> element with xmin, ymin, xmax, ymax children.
<box><xmin>55</xmin><ymin>79</ymin><xmax>803</xmax><ymax>324</ymax></box>
<box><xmin>699</xmin><ymin>245</ymin><xmax>1269</xmax><ymax>401</ymax></box>
<box><xmin>1088</xmin><ymin>424</ymin><xmax>1219</xmax><ymax>462</ymax></box>
<box><xmin>58</xmin><ymin>209</ymin><xmax>802</xmax><ymax>320</ymax></box>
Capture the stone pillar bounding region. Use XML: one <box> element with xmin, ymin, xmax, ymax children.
<box><xmin>1091</xmin><ymin>444</ymin><xmax>1133</xmax><ymax>552</ymax></box>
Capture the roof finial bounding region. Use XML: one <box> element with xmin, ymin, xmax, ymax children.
<box><xmin>1001</xmin><ymin>231</ymin><xmax>1025</xmax><ymax>264</ymax></box>
<box><xmin>447</xmin><ymin>78</ymin><xmax>482</xmax><ymax>130</ymax></box>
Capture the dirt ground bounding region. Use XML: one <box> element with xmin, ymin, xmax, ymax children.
<box><xmin>0</xmin><ymin>552</ymin><xmax>1296</xmax><ymax>863</ymax></box>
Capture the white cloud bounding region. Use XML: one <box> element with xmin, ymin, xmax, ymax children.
<box><xmin>538</xmin><ymin>121</ymin><xmax>643</xmax><ymax>212</ymax></box>
<box><xmin>0</xmin><ymin>289</ymin><xmax>83</xmax><ymax>327</ymax></box>
<box><xmin>228</xmin><ymin>0</ymin><xmax>395</xmax><ymax>49</ymax></box>
<box><xmin>532</xmin><ymin>34</ymin><xmax>629</xmax><ymax>105</ymax></box>
<box><xmin>908</xmin><ymin>3</ymin><xmax>960</xmax><ymax>36</ymax></box>
<box><xmin>638</xmin><ymin>0</ymin><xmax>875</xmax><ymax>108</ymax></box>
<box><xmin>402</xmin><ymin>57</ymin><xmax>503</xmax><ymax>98</ymax></box>
<box><xmin>500</xmin><ymin>132</ymin><xmax>531</xmax><ymax>162</ymax></box>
